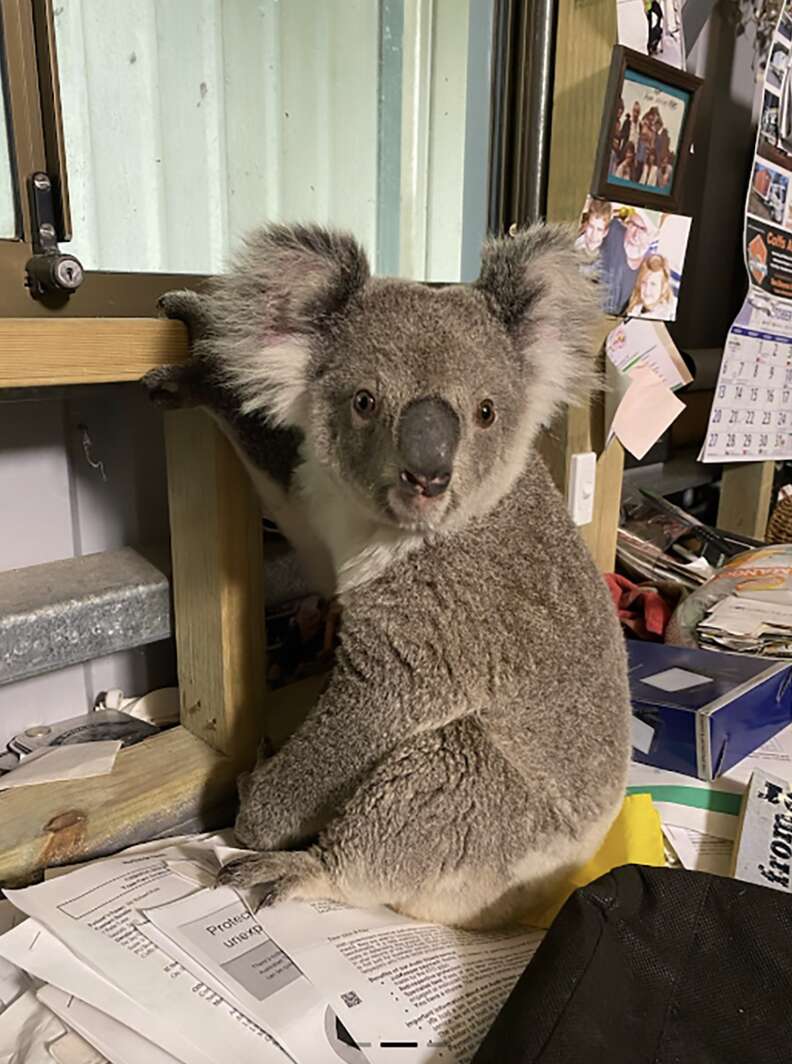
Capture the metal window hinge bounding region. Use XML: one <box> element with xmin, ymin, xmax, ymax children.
<box><xmin>24</xmin><ymin>172</ymin><xmax>84</xmax><ymax>301</ymax></box>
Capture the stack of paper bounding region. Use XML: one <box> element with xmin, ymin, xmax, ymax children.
<box><xmin>0</xmin><ymin>835</ymin><xmax>545</xmax><ymax>1064</ymax></box>
<box><xmin>697</xmin><ymin>594</ymin><xmax>792</xmax><ymax>656</ymax></box>
<box><xmin>628</xmin><ymin>719</ymin><xmax>792</xmax><ymax>878</ymax></box>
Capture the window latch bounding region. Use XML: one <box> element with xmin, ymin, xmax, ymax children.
<box><xmin>24</xmin><ymin>172</ymin><xmax>84</xmax><ymax>300</ymax></box>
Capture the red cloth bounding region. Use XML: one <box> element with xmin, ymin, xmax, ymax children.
<box><xmin>604</xmin><ymin>573</ymin><xmax>672</xmax><ymax>640</ymax></box>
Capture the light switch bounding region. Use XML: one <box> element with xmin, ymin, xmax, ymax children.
<box><xmin>567</xmin><ymin>451</ymin><xmax>597</xmax><ymax>526</ymax></box>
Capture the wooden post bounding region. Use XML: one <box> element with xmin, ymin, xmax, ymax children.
<box><xmin>541</xmin><ymin>0</ymin><xmax>622</xmax><ymax>572</ymax></box>
<box><xmin>165</xmin><ymin>409</ymin><xmax>266</xmax><ymax>770</ymax></box>
<box><xmin>718</xmin><ymin>462</ymin><xmax>775</xmax><ymax>540</ymax></box>
<box><xmin>546</xmin><ymin>0</ymin><xmax>618</xmax><ymax>224</ymax></box>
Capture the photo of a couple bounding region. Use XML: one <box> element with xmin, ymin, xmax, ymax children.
<box><xmin>576</xmin><ymin>197</ymin><xmax>692</xmax><ymax>320</ymax></box>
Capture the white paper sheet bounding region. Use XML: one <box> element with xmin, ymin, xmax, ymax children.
<box><xmin>37</xmin><ymin>984</ymin><xmax>180</xmax><ymax>1064</ymax></box>
<box><xmin>0</xmin><ymin>902</ymin><xmax>28</xmax><ymax>1015</ymax></box>
<box><xmin>662</xmin><ymin>825</ymin><xmax>734</xmax><ymax>876</ymax></box>
<box><xmin>610</xmin><ymin>364</ymin><xmax>685</xmax><ymax>459</ymax></box>
<box><xmin>4</xmin><ymin>855</ymin><xmax>290</xmax><ymax>1064</ymax></box>
<box><xmin>0</xmin><ymin>989</ymin><xmax>105</xmax><ymax>1064</ymax></box>
<box><xmin>142</xmin><ymin>885</ymin><xmax>355</xmax><ymax>1064</ymax></box>
<box><xmin>0</xmin><ymin>920</ymin><xmax>208</xmax><ymax>1064</ymax></box>
<box><xmin>606</xmin><ymin>318</ymin><xmax>692</xmax><ymax>390</ymax></box>
<box><xmin>256</xmin><ymin>898</ymin><xmax>544</xmax><ymax>1064</ymax></box>
<box><xmin>0</xmin><ymin>742</ymin><xmax>120</xmax><ymax>790</ymax></box>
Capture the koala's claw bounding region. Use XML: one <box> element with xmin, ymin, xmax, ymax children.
<box><xmin>215</xmin><ymin>851</ymin><xmax>324</xmax><ymax>910</ymax></box>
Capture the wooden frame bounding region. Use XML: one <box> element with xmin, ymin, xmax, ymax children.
<box><xmin>592</xmin><ymin>45</ymin><xmax>702</xmax><ymax>213</ymax></box>
<box><xmin>0</xmin><ymin>318</ymin><xmax>188</xmax><ymax>386</ymax></box>
<box><xmin>0</xmin><ymin>318</ymin><xmax>280</xmax><ymax>884</ymax></box>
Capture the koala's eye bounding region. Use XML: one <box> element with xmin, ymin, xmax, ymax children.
<box><xmin>476</xmin><ymin>399</ymin><xmax>496</xmax><ymax>428</ymax></box>
<box><xmin>353</xmin><ymin>389</ymin><xmax>377</xmax><ymax>419</ymax></box>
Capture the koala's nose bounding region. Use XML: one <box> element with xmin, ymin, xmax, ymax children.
<box><xmin>398</xmin><ymin>397</ymin><xmax>459</xmax><ymax>495</ymax></box>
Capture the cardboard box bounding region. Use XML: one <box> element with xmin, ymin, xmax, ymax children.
<box><xmin>628</xmin><ymin>641</ymin><xmax>792</xmax><ymax>780</ymax></box>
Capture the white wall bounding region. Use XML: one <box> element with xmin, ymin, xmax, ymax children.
<box><xmin>54</xmin><ymin>0</ymin><xmax>490</xmax><ymax>281</ymax></box>
<box><xmin>0</xmin><ymin>390</ymin><xmax>174</xmax><ymax>749</ymax></box>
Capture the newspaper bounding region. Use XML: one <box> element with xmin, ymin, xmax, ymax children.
<box><xmin>256</xmin><ymin>898</ymin><xmax>544</xmax><ymax>1064</ymax></box>
<box><xmin>697</xmin><ymin>594</ymin><xmax>792</xmax><ymax>655</ymax></box>
<box><xmin>3</xmin><ymin>851</ymin><xmax>290</xmax><ymax>1064</ymax></box>
<box><xmin>731</xmin><ymin>769</ymin><xmax>792</xmax><ymax>892</ymax></box>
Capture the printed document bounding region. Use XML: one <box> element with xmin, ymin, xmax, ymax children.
<box><xmin>256</xmin><ymin>898</ymin><xmax>544</xmax><ymax>1064</ymax></box>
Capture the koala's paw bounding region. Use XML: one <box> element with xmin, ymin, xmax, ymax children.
<box><xmin>216</xmin><ymin>851</ymin><xmax>324</xmax><ymax>911</ymax></box>
<box><xmin>140</xmin><ymin>363</ymin><xmax>199</xmax><ymax>409</ymax></box>
<box><xmin>157</xmin><ymin>289</ymin><xmax>212</xmax><ymax>340</ymax></box>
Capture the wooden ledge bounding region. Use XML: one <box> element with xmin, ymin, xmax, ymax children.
<box><xmin>0</xmin><ymin>726</ymin><xmax>237</xmax><ymax>886</ymax></box>
<box><xmin>0</xmin><ymin>318</ymin><xmax>188</xmax><ymax>388</ymax></box>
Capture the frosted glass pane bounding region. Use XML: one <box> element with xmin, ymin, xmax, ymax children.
<box><xmin>53</xmin><ymin>0</ymin><xmax>491</xmax><ymax>281</ymax></box>
<box><xmin>0</xmin><ymin>65</ymin><xmax>16</xmax><ymax>238</ymax></box>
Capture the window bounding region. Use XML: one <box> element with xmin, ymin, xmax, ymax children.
<box><xmin>0</xmin><ymin>44</ymin><xmax>17</xmax><ymax>237</ymax></box>
<box><xmin>0</xmin><ymin>0</ymin><xmax>495</xmax><ymax>315</ymax></box>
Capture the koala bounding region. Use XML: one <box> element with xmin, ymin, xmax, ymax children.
<box><xmin>145</xmin><ymin>222</ymin><xmax>631</xmax><ymax>930</ymax></box>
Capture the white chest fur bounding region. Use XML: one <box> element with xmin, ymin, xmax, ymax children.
<box><xmin>209</xmin><ymin>413</ymin><xmax>419</xmax><ymax>597</ymax></box>
<box><xmin>294</xmin><ymin>455</ymin><xmax>421</xmax><ymax>597</ymax></box>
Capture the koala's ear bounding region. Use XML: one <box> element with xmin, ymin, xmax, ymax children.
<box><xmin>475</xmin><ymin>223</ymin><xmax>603</xmax><ymax>423</ymax></box>
<box><xmin>209</xmin><ymin>224</ymin><xmax>370</xmax><ymax>426</ymax></box>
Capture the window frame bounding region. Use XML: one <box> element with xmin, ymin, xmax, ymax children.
<box><xmin>0</xmin><ymin>0</ymin><xmax>204</xmax><ymax>318</ymax></box>
<box><xmin>0</xmin><ymin>0</ymin><xmax>550</xmax><ymax>318</ymax></box>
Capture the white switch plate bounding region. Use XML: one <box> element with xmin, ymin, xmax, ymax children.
<box><xmin>567</xmin><ymin>451</ymin><xmax>596</xmax><ymax>526</ymax></box>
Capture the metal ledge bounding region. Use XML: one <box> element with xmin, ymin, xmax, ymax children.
<box><xmin>0</xmin><ymin>547</ymin><xmax>171</xmax><ymax>685</ymax></box>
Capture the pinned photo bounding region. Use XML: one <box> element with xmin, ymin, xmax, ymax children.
<box><xmin>758</xmin><ymin>84</ymin><xmax>792</xmax><ymax>167</ymax></box>
<box><xmin>608</xmin><ymin>71</ymin><xmax>687</xmax><ymax>195</ymax></box>
<box><xmin>593</xmin><ymin>47</ymin><xmax>702</xmax><ymax>212</ymax></box>
<box><xmin>749</xmin><ymin>160</ymin><xmax>789</xmax><ymax>227</ymax></box>
<box><xmin>616</xmin><ymin>0</ymin><xmax>685</xmax><ymax>69</ymax></box>
<box><xmin>759</xmin><ymin>90</ymin><xmax>781</xmax><ymax>153</ymax></box>
<box><xmin>577</xmin><ymin>197</ymin><xmax>692</xmax><ymax>320</ymax></box>
<box><xmin>768</xmin><ymin>39</ymin><xmax>790</xmax><ymax>91</ymax></box>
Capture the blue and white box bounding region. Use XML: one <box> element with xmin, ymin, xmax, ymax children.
<box><xmin>628</xmin><ymin>642</ymin><xmax>792</xmax><ymax>781</ymax></box>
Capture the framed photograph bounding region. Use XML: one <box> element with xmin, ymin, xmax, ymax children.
<box><xmin>592</xmin><ymin>45</ymin><xmax>703</xmax><ymax>212</ymax></box>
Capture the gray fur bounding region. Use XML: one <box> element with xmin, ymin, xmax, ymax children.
<box><xmin>151</xmin><ymin>222</ymin><xmax>630</xmax><ymax>930</ymax></box>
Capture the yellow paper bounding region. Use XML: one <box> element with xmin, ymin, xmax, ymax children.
<box><xmin>525</xmin><ymin>794</ymin><xmax>665</xmax><ymax>929</ymax></box>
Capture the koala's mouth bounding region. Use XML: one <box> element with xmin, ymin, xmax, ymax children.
<box><xmin>384</xmin><ymin>483</ymin><xmax>453</xmax><ymax>530</ymax></box>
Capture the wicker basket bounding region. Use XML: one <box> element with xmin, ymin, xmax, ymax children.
<box><xmin>767</xmin><ymin>495</ymin><xmax>792</xmax><ymax>544</ymax></box>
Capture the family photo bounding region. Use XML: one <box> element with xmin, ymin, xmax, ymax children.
<box><xmin>576</xmin><ymin>197</ymin><xmax>692</xmax><ymax>319</ymax></box>
<box><xmin>607</xmin><ymin>69</ymin><xmax>688</xmax><ymax>195</ymax></box>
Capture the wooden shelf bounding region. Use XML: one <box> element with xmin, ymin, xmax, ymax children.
<box><xmin>0</xmin><ymin>726</ymin><xmax>237</xmax><ymax>885</ymax></box>
<box><xmin>0</xmin><ymin>318</ymin><xmax>188</xmax><ymax>388</ymax></box>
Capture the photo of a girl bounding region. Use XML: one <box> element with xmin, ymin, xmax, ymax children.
<box><xmin>626</xmin><ymin>254</ymin><xmax>675</xmax><ymax>318</ymax></box>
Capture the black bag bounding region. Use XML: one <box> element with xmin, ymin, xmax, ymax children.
<box><xmin>473</xmin><ymin>864</ymin><xmax>792</xmax><ymax>1063</ymax></box>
